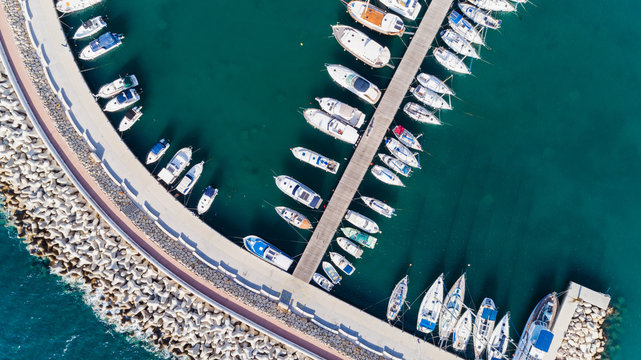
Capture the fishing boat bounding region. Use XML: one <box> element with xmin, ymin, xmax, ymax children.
<box><xmin>469</xmin><ymin>0</ymin><xmax>515</xmax><ymax>12</ymax></box>
<box><xmin>403</xmin><ymin>102</ymin><xmax>442</xmax><ymax>126</ymax></box>
<box><xmin>440</xmin><ymin>29</ymin><xmax>481</xmax><ymax>59</ymax></box>
<box><xmin>473</xmin><ymin>298</ymin><xmax>498</xmax><ymax>359</ymax></box>
<box><xmin>336</xmin><ymin>237</ymin><xmax>363</xmax><ymax>258</ymax></box>
<box><xmin>56</xmin><ymin>0</ymin><xmax>103</xmax><ymax>13</ymax></box>
<box><xmin>458</xmin><ymin>3</ymin><xmax>502</xmax><ymax>29</ymax></box>
<box><xmin>341</xmin><ymin>227</ymin><xmax>377</xmax><ymax>249</ymax></box>
<box><xmin>434</xmin><ymin>47</ymin><xmax>471</xmax><ymax>75</ymax></box>
<box><xmin>275</xmin><ymin>206</ymin><xmax>313</xmax><ymax>230</ymax></box>
<box><xmin>487</xmin><ymin>313</ymin><xmax>510</xmax><ymax>360</ymax></box>
<box><xmin>97</xmin><ymin>75</ymin><xmax>139</xmax><ymax>99</ymax></box>
<box><xmin>312</xmin><ymin>273</ymin><xmax>334</xmax><ymax>292</ymax></box>
<box><xmin>385</xmin><ymin>137</ymin><xmax>420</xmax><ymax>168</ymax></box>
<box><xmin>79</xmin><ymin>32</ymin><xmax>123</xmax><ymax>60</ymax></box>
<box><xmin>326</xmin><ymin>64</ymin><xmax>381</xmax><ymax>105</ymax></box>
<box><xmin>243</xmin><ymin>235</ymin><xmax>293</xmax><ymax>271</ymax></box>
<box><xmin>360</xmin><ymin>196</ymin><xmax>396</xmax><ymax>218</ymax></box>
<box><xmin>175</xmin><ymin>161</ymin><xmax>203</xmax><ymax>196</ymax></box>
<box><xmin>332</xmin><ymin>25</ymin><xmax>391</xmax><ymax>68</ymax></box>
<box><xmin>448</xmin><ymin>10</ymin><xmax>485</xmax><ymax>45</ymax></box>
<box><xmin>410</xmin><ymin>85</ymin><xmax>451</xmax><ymax>110</ymax></box>
<box><xmin>344</xmin><ymin>210</ymin><xmax>380</xmax><ymax>233</ymax></box>
<box><xmin>392</xmin><ymin>125</ymin><xmax>422</xmax><ymax>151</ymax></box>
<box><xmin>513</xmin><ymin>293</ymin><xmax>558</xmax><ymax>360</ymax></box>
<box><xmin>378</xmin><ymin>153</ymin><xmax>412</xmax><ymax>177</ymax></box>
<box><xmin>197</xmin><ymin>186</ymin><xmax>218</xmax><ymax>215</ymax></box>
<box><xmin>379</xmin><ymin>0</ymin><xmax>421</xmax><ymax>20</ymax></box>
<box><xmin>117</xmin><ymin>106</ymin><xmax>142</xmax><ymax>132</ymax></box>
<box><xmin>416</xmin><ymin>73</ymin><xmax>454</xmax><ymax>95</ymax></box>
<box><xmin>387</xmin><ymin>275</ymin><xmax>409</xmax><ymax>322</ymax></box>
<box><xmin>322</xmin><ymin>261</ymin><xmax>342</xmax><ymax>284</ymax></box>
<box><xmin>315</xmin><ymin>97</ymin><xmax>366</xmax><ymax>129</ymax></box>
<box><xmin>103</xmin><ymin>89</ymin><xmax>139</xmax><ymax>112</ymax></box>
<box><xmin>146</xmin><ymin>138</ymin><xmax>170</xmax><ymax>165</ymax></box>
<box><xmin>157</xmin><ymin>147</ymin><xmax>192</xmax><ymax>185</ymax></box>
<box><xmin>303</xmin><ymin>109</ymin><xmax>359</xmax><ymax>144</ymax></box>
<box><xmin>73</xmin><ymin>16</ymin><xmax>107</xmax><ymax>39</ymax></box>
<box><xmin>291</xmin><ymin>147</ymin><xmax>340</xmax><ymax>174</ymax></box>
<box><xmin>274</xmin><ymin>175</ymin><xmax>323</xmax><ymax>209</ymax></box>
<box><xmin>416</xmin><ymin>274</ymin><xmax>444</xmax><ymax>334</ymax></box>
<box><xmin>453</xmin><ymin>309</ymin><xmax>473</xmax><ymax>352</ymax></box>
<box><xmin>347</xmin><ymin>1</ymin><xmax>405</xmax><ymax>36</ymax></box>
<box><xmin>371</xmin><ymin>165</ymin><xmax>405</xmax><ymax>187</ymax></box>
<box><xmin>329</xmin><ymin>252</ymin><xmax>355</xmax><ymax>275</ymax></box>
<box><xmin>439</xmin><ymin>273</ymin><xmax>466</xmax><ymax>341</ymax></box>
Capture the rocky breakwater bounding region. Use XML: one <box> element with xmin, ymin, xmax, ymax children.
<box><xmin>556</xmin><ymin>301</ymin><xmax>613</xmax><ymax>360</ymax></box>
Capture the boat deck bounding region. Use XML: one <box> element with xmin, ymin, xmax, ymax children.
<box><xmin>363</xmin><ymin>6</ymin><xmax>386</xmax><ymax>27</ymax></box>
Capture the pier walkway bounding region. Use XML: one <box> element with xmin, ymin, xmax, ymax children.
<box><xmin>293</xmin><ymin>0</ymin><xmax>454</xmax><ymax>281</ymax></box>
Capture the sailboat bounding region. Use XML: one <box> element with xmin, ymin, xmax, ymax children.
<box><xmin>458</xmin><ymin>3</ymin><xmax>502</xmax><ymax>30</ymax></box>
<box><xmin>378</xmin><ymin>153</ymin><xmax>412</xmax><ymax>177</ymax></box>
<box><xmin>403</xmin><ymin>102</ymin><xmax>442</xmax><ymax>126</ymax></box>
<box><xmin>416</xmin><ymin>73</ymin><xmax>455</xmax><ymax>95</ymax></box>
<box><xmin>341</xmin><ymin>227</ymin><xmax>377</xmax><ymax>249</ymax></box>
<box><xmin>448</xmin><ymin>10</ymin><xmax>485</xmax><ymax>45</ymax></box>
<box><xmin>291</xmin><ymin>147</ymin><xmax>340</xmax><ymax>174</ymax></box>
<box><xmin>513</xmin><ymin>293</ymin><xmax>558</xmax><ymax>360</ymax></box>
<box><xmin>385</xmin><ymin>137</ymin><xmax>420</xmax><ymax>168</ymax></box>
<box><xmin>344</xmin><ymin>210</ymin><xmax>380</xmax><ymax>233</ymax></box>
<box><xmin>275</xmin><ymin>206</ymin><xmax>313</xmax><ymax>230</ymax></box>
<box><xmin>392</xmin><ymin>125</ymin><xmax>423</xmax><ymax>151</ymax></box>
<box><xmin>410</xmin><ymin>85</ymin><xmax>451</xmax><ymax>110</ymax></box>
<box><xmin>312</xmin><ymin>273</ymin><xmax>334</xmax><ymax>292</ymax></box>
<box><xmin>487</xmin><ymin>313</ymin><xmax>511</xmax><ymax>360</ymax></box>
<box><xmin>175</xmin><ymin>161</ymin><xmax>204</xmax><ymax>196</ymax></box>
<box><xmin>468</xmin><ymin>0</ymin><xmax>516</xmax><ymax>12</ymax></box>
<box><xmin>347</xmin><ymin>1</ymin><xmax>405</xmax><ymax>36</ymax></box>
<box><xmin>416</xmin><ymin>274</ymin><xmax>444</xmax><ymax>334</ymax></box>
<box><xmin>439</xmin><ymin>273</ymin><xmax>466</xmax><ymax>341</ymax></box>
<box><xmin>360</xmin><ymin>196</ymin><xmax>396</xmax><ymax>218</ymax></box>
<box><xmin>322</xmin><ymin>261</ymin><xmax>342</xmax><ymax>284</ymax></box>
<box><xmin>453</xmin><ymin>309</ymin><xmax>473</xmax><ymax>351</ymax></box>
<box><xmin>371</xmin><ymin>165</ymin><xmax>405</xmax><ymax>187</ymax></box>
<box><xmin>329</xmin><ymin>252</ymin><xmax>355</xmax><ymax>275</ymax></box>
<box><xmin>441</xmin><ymin>29</ymin><xmax>481</xmax><ymax>59</ymax></box>
<box><xmin>315</xmin><ymin>97</ymin><xmax>366</xmax><ymax>129</ymax></box>
<box><xmin>332</xmin><ymin>25</ymin><xmax>391</xmax><ymax>68</ymax></box>
<box><xmin>387</xmin><ymin>275</ymin><xmax>409</xmax><ymax>322</ymax></box>
<box><xmin>336</xmin><ymin>237</ymin><xmax>364</xmax><ymax>258</ymax></box>
<box><xmin>434</xmin><ymin>47</ymin><xmax>471</xmax><ymax>75</ymax></box>
<box><xmin>473</xmin><ymin>298</ymin><xmax>498</xmax><ymax>359</ymax></box>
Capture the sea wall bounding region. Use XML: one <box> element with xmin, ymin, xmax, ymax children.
<box><xmin>556</xmin><ymin>301</ymin><xmax>612</xmax><ymax>360</ymax></box>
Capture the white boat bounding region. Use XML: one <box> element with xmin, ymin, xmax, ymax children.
<box><xmin>243</xmin><ymin>235</ymin><xmax>293</xmax><ymax>271</ymax></box>
<box><xmin>336</xmin><ymin>237</ymin><xmax>363</xmax><ymax>258</ymax></box>
<box><xmin>378</xmin><ymin>153</ymin><xmax>412</xmax><ymax>177</ymax></box>
<box><xmin>56</xmin><ymin>0</ymin><xmax>103</xmax><ymax>13</ymax></box>
<box><xmin>458</xmin><ymin>3</ymin><xmax>502</xmax><ymax>30</ymax></box>
<box><xmin>312</xmin><ymin>273</ymin><xmax>334</xmax><ymax>292</ymax></box>
<box><xmin>440</xmin><ymin>29</ymin><xmax>480</xmax><ymax>59</ymax></box>
<box><xmin>303</xmin><ymin>109</ymin><xmax>359</xmax><ymax>144</ymax></box>
<box><xmin>434</xmin><ymin>47</ymin><xmax>471</xmax><ymax>75</ymax></box>
<box><xmin>322</xmin><ymin>261</ymin><xmax>342</xmax><ymax>284</ymax></box>
<box><xmin>146</xmin><ymin>138</ymin><xmax>170</xmax><ymax>165</ymax></box>
<box><xmin>385</xmin><ymin>137</ymin><xmax>420</xmax><ymax>168</ymax></box>
<box><xmin>344</xmin><ymin>210</ymin><xmax>380</xmax><ymax>233</ymax></box>
<box><xmin>175</xmin><ymin>161</ymin><xmax>203</xmax><ymax>195</ymax></box>
<box><xmin>416</xmin><ymin>73</ymin><xmax>454</xmax><ymax>95</ymax></box>
<box><xmin>392</xmin><ymin>125</ymin><xmax>422</xmax><ymax>151</ymax></box>
<box><xmin>371</xmin><ymin>165</ymin><xmax>405</xmax><ymax>187</ymax></box>
<box><xmin>73</xmin><ymin>16</ymin><xmax>107</xmax><ymax>39</ymax></box>
<box><xmin>291</xmin><ymin>147</ymin><xmax>340</xmax><ymax>174</ymax></box>
<box><xmin>347</xmin><ymin>1</ymin><xmax>405</xmax><ymax>36</ymax></box>
<box><xmin>453</xmin><ymin>309</ymin><xmax>473</xmax><ymax>352</ymax></box>
<box><xmin>79</xmin><ymin>32</ymin><xmax>123</xmax><ymax>61</ymax></box>
<box><xmin>469</xmin><ymin>0</ymin><xmax>516</xmax><ymax>12</ymax></box>
<box><xmin>157</xmin><ymin>147</ymin><xmax>192</xmax><ymax>185</ymax></box>
<box><xmin>315</xmin><ymin>97</ymin><xmax>366</xmax><ymax>129</ymax></box>
<box><xmin>274</xmin><ymin>175</ymin><xmax>323</xmax><ymax>209</ymax></box>
<box><xmin>275</xmin><ymin>206</ymin><xmax>313</xmax><ymax>230</ymax></box>
<box><xmin>360</xmin><ymin>196</ymin><xmax>396</xmax><ymax>218</ymax></box>
<box><xmin>326</xmin><ymin>64</ymin><xmax>381</xmax><ymax>104</ymax></box>
<box><xmin>329</xmin><ymin>252</ymin><xmax>355</xmax><ymax>275</ymax></box>
<box><xmin>416</xmin><ymin>274</ymin><xmax>444</xmax><ymax>334</ymax></box>
<box><xmin>487</xmin><ymin>313</ymin><xmax>510</xmax><ymax>360</ymax></box>
<box><xmin>379</xmin><ymin>0</ymin><xmax>421</xmax><ymax>20</ymax></box>
<box><xmin>332</xmin><ymin>25</ymin><xmax>391</xmax><ymax>68</ymax></box>
<box><xmin>117</xmin><ymin>106</ymin><xmax>142</xmax><ymax>132</ymax></box>
<box><xmin>439</xmin><ymin>273</ymin><xmax>466</xmax><ymax>341</ymax></box>
<box><xmin>403</xmin><ymin>102</ymin><xmax>442</xmax><ymax>126</ymax></box>
<box><xmin>197</xmin><ymin>186</ymin><xmax>218</xmax><ymax>215</ymax></box>
<box><xmin>513</xmin><ymin>293</ymin><xmax>558</xmax><ymax>360</ymax></box>
<box><xmin>103</xmin><ymin>89</ymin><xmax>139</xmax><ymax>112</ymax></box>
<box><xmin>97</xmin><ymin>75</ymin><xmax>139</xmax><ymax>99</ymax></box>
<box><xmin>387</xmin><ymin>275</ymin><xmax>408</xmax><ymax>322</ymax></box>
<box><xmin>410</xmin><ymin>85</ymin><xmax>451</xmax><ymax>110</ymax></box>
<box><xmin>473</xmin><ymin>298</ymin><xmax>498</xmax><ymax>359</ymax></box>
<box><xmin>449</xmin><ymin>10</ymin><xmax>485</xmax><ymax>45</ymax></box>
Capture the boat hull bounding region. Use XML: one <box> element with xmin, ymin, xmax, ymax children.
<box><xmin>371</xmin><ymin>165</ymin><xmax>405</xmax><ymax>186</ymax></box>
<box><xmin>329</xmin><ymin>252</ymin><xmax>355</xmax><ymax>275</ymax></box>
<box><xmin>322</xmin><ymin>261</ymin><xmax>342</xmax><ymax>284</ymax></box>
<box><xmin>312</xmin><ymin>273</ymin><xmax>334</xmax><ymax>292</ymax></box>
<box><xmin>274</xmin><ymin>175</ymin><xmax>323</xmax><ymax>209</ymax></box>
<box><xmin>416</xmin><ymin>73</ymin><xmax>454</xmax><ymax>95</ymax></box>
<box><xmin>417</xmin><ymin>274</ymin><xmax>444</xmax><ymax>334</ymax></box>
<box><xmin>344</xmin><ymin>210</ymin><xmax>380</xmax><ymax>233</ymax></box>
<box><xmin>439</xmin><ymin>273</ymin><xmax>466</xmax><ymax>340</ymax></box>
<box><xmin>197</xmin><ymin>186</ymin><xmax>218</xmax><ymax>215</ymax></box>
<box><xmin>341</xmin><ymin>227</ymin><xmax>377</xmax><ymax>249</ymax></box>
<box><xmin>360</xmin><ymin>196</ymin><xmax>395</xmax><ymax>218</ymax></box>
<box><xmin>243</xmin><ymin>236</ymin><xmax>293</xmax><ymax>271</ymax></box>
<box><xmin>275</xmin><ymin>206</ymin><xmax>313</xmax><ymax>230</ymax></box>
<box><xmin>316</xmin><ymin>97</ymin><xmax>366</xmax><ymax>129</ymax></box>
<box><xmin>434</xmin><ymin>47</ymin><xmax>471</xmax><ymax>75</ymax></box>
<box><xmin>387</xmin><ymin>276</ymin><xmax>409</xmax><ymax>322</ymax></box>
<box><xmin>403</xmin><ymin>102</ymin><xmax>442</xmax><ymax>125</ymax></box>
<box><xmin>304</xmin><ymin>109</ymin><xmax>359</xmax><ymax>144</ymax></box>
<box><xmin>326</xmin><ymin>64</ymin><xmax>381</xmax><ymax>104</ymax></box>
<box><xmin>336</xmin><ymin>237</ymin><xmax>364</xmax><ymax>258</ymax></box>
<box><xmin>347</xmin><ymin>1</ymin><xmax>405</xmax><ymax>36</ymax></box>
<box><xmin>332</xmin><ymin>25</ymin><xmax>390</xmax><ymax>68</ymax></box>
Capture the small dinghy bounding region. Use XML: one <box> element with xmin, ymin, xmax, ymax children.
<box><xmin>336</xmin><ymin>237</ymin><xmax>363</xmax><ymax>258</ymax></box>
<box><xmin>469</xmin><ymin>0</ymin><xmax>515</xmax><ymax>12</ymax></box>
<box><xmin>157</xmin><ymin>147</ymin><xmax>192</xmax><ymax>185</ymax></box>
<box><xmin>379</xmin><ymin>0</ymin><xmax>421</xmax><ymax>20</ymax></box>
<box><xmin>322</xmin><ymin>261</ymin><xmax>342</xmax><ymax>284</ymax></box>
<box><xmin>449</xmin><ymin>10</ymin><xmax>485</xmax><ymax>45</ymax></box>
<box><xmin>243</xmin><ymin>235</ymin><xmax>293</xmax><ymax>271</ymax></box>
<box><xmin>274</xmin><ymin>175</ymin><xmax>323</xmax><ymax>209</ymax></box>
<box><xmin>487</xmin><ymin>313</ymin><xmax>511</xmax><ymax>360</ymax></box>
<box><xmin>197</xmin><ymin>186</ymin><xmax>218</xmax><ymax>215</ymax></box>
<box><xmin>439</xmin><ymin>273</ymin><xmax>466</xmax><ymax>341</ymax></box>
<box><xmin>341</xmin><ymin>227</ymin><xmax>377</xmax><ymax>249</ymax></box>
<box><xmin>175</xmin><ymin>161</ymin><xmax>204</xmax><ymax>195</ymax></box>
<box><xmin>117</xmin><ymin>106</ymin><xmax>142</xmax><ymax>132</ymax></box>
<box><xmin>329</xmin><ymin>252</ymin><xmax>355</xmax><ymax>275</ymax></box>
<box><xmin>326</xmin><ymin>64</ymin><xmax>381</xmax><ymax>104</ymax></box>
<box><xmin>73</xmin><ymin>16</ymin><xmax>106</xmax><ymax>39</ymax></box>
<box><xmin>403</xmin><ymin>102</ymin><xmax>442</xmax><ymax>126</ymax></box>
<box><xmin>411</xmin><ymin>85</ymin><xmax>451</xmax><ymax>110</ymax></box>
<box><xmin>453</xmin><ymin>309</ymin><xmax>474</xmax><ymax>352</ymax></box>
<box><xmin>473</xmin><ymin>298</ymin><xmax>498</xmax><ymax>359</ymax></box>
<box><xmin>434</xmin><ymin>47</ymin><xmax>471</xmax><ymax>75</ymax></box>
<box><xmin>392</xmin><ymin>125</ymin><xmax>422</xmax><ymax>151</ymax></box>
<box><xmin>79</xmin><ymin>32</ymin><xmax>123</xmax><ymax>60</ymax></box>
<box><xmin>332</xmin><ymin>25</ymin><xmax>391</xmax><ymax>68</ymax></box>
<box><xmin>97</xmin><ymin>74</ymin><xmax>138</xmax><ymax>99</ymax></box>
<box><xmin>103</xmin><ymin>89</ymin><xmax>139</xmax><ymax>112</ymax></box>
<box><xmin>291</xmin><ymin>147</ymin><xmax>340</xmax><ymax>174</ymax></box>
<box><xmin>385</xmin><ymin>137</ymin><xmax>420</xmax><ymax>168</ymax></box>
<box><xmin>371</xmin><ymin>165</ymin><xmax>405</xmax><ymax>187</ymax></box>
<box><xmin>347</xmin><ymin>1</ymin><xmax>405</xmax><ymax>36</ymax></box>
<box><xmin>275</xmin><ymin>206</ymin><xmax>313</xmax><ymax>230</ymax></box>
<box><xmin>146</xmin><ymin>138</ymin><xmax>170</xmax><ymax>165</ymax></box>
<box><xmin>416</xmin><ymin>73</ymin><xmax>454</xmax><ymax>95</ymax></box>
<box><xmin>312</xmin><ymin>273</ymin><xmax>334</xmax><ymax>292</ymax></box>
<box><xmin>458</xmin><ymin>3</ymin><xmax>502</xmax><ymax>30</ymax></box>
<box><xmin>387</xmin><ymin>275</ymin><xmax>409</xmax><ymax>322</ymax></box>
<box><xmin>441</xmin><ymin>29</ymin><xmax>481</xmax><ymax>59</ymax></box>
<box><xmin>378</xmin><ymin>153</ymin><xmax>412</xmax><ymax>177</ymax></box>
<box><xmin>344</xmin><ymin>210</ymin><xmax>380</xmax><ymax>233</ymax></box>
<box><xmin>417</xmin><ymin>274</ymin><xmax>445</xmax><ymax>334</ymax></box>
<box><xmin>360</xmin><ymin>196</ymin><xmax>396</xmax><ymax>218</ymax></box>
<box><xmin>315</xmin><ymin>97</ymin><xmax>366</xmax><ymax>129</ymax></box>
<box><xmin>304</xmin><ymin>109</ymin><xmax>359</xmax><ymax>144</ymax></box>
<box><xmin>56</xmin><ymin>0</ymin><xmax>103</xmax><ymax>13</ymax></box>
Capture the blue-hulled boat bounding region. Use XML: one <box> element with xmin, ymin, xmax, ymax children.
<box><xmin>322</xmin><ymin>261</ymin><xmax>342</xmax><ymax>284</ymax></box>
<box><xmin>243</xmin><ymin>236</ymin><xmax>294</xmax><ymax>271</ymax></box>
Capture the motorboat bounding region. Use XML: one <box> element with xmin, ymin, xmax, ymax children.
<box><xmin>243</xmin><ymin>235</ymin><xmax>293</xmax><ymax>271</ymax></box>
<box><xmin>347</xmin><ymin>1</ymin><xmax>405</xmax><ymax>36</ymax></box>
<box><xmin>175</xmin><ymin>161</ymin><xmax>204</xmax><ymax>195</ymax></box>
<box><xmin>103</xmin><ymin>89</ymin><xmax>139</xmax><ymax>112</ymax></box>
<box><xmin>434</xmin><ymin>47</ymin><xmax>471</xmax><ymax>75</ymax></box>
<box><xmin>410</xmin><ymin>85</ymin><xmax>451</xmax><ymax>110</ymax></box>
<box><xmin>449</xmin><ymin>10</ymin><xmax>485</xmax><ymax>45</ymax></box>
<box><xmin>360</xmin><ymin>196</ymin><xmax>396</xmax><ymax>218</ymax></box>
<box><xmin>416</xmin><ymin>274</ymin><xmax>444</xmax><ymax>334</ymax></box>
<box><xmin>326</xmin><ymin>64</ymin><xmax>381</xmax><ymax>104</ymax></box>
<box><xmin>332</xmin><ymin>25</ymin><xmax>391</xmax><ymax>68</ymax></box>
<box><xmin>440</xmin><ymin>29</ymin><xmax>480</xmax><ymax>59</ymax></box>
<box><xmin>291</xmin><ymin>147</ymin><xmax>340</xmax><ymax>174</ymax></box>
<box><xmin>403</xmin><ymin>102</ymin><xmax>442</xmax><ymax>126</ymax></box>
<box><xmin>315</xmin><ymin>97</ymin><xmax>366</xmax><ymax>129</ymax></box>
<box><xmin>416</xmin><ymin>73</ymin><xmax>455</xmax><ymax>95</ymax></box>
<box><xmin>146</xmin><ymin>138</ymin><xmax>170</xmax><ymax>165</ymax></box>
<box><xmin>56</xmin><ymin>0</ymin><xmax>103</xmax><ymax>13</ymax></box>
<box><xmin>97</xmin><ymin>74</ymin><xmax>139</xmax><ymax>99</ymax></box>
<box><xmin>392</xmin><ymin>125</ymin><xmax>422</xmax><ymax>151</ymax></box>
<box><xmin>487</xmin><ymin>313</ymin><xmax>510</xmax><ymax>360</ymax></box>
<box><xmin>157</xmin><ymin>147</ymin><xmax>192</xmax><ymax>185</ymax></box>
<box><xmin>513</xmin><ymin>293</ymin><xmax>558</xmax><ymax>360</ymax></box>
<box><xmin>197</xmin><ymin>186</ymin><xmax>218</xmax><ymax>215</ymax></box>
<box><xmin>312</xmin><ymin>273</ymin><xmax>334</xmax><ymax>292</ymax></box>
<box><xmin>439</xmin><ymin>273</ymin><xmax>466</xmax><ymax>341</ymax></box>
<box><xmin>275</xmin><ymin>206</ymin><xmax>313</xmax><ymax>230</ymax></box>
<box><xmin>379</xmin><ymin>0</ymin><xmax>421</xmax><ymax>20</ymax></box>
<box><xmin>274</xmin><ymin>175</ymin><xmax>323</xmax><ymax>209</ymax></box>
<box><xmin>473</xmin><ymin>298</ymin><xmax>498</xmax><ymax>359</ymax></box>
<box><xmin>378</xmin><ymin>153</ymin><xmax>412</xmax><ymax>177</ymax></box>
<box><xmin>344</xmin><ymin>210</ymin><xmax>380</xmax><ymax>233</ymax></box>
<box><xmin>79</xmin><ymin>32</ymin><xmax>123</xmax><ymax>60</ymax></box>
<box><xmin>322</xmin><ymin>261</ymin><xmax>342</xmax><ymax>284</ymax></box>
<box><xmin>371</xmin><ymin>165</ymin><xmax>405</xmax><ymax>187</ymax></box>
<box><xmin>336</xmin><ymin>237</ymin><xmax>363</xmax><ymax>258</ymax></box>
<box><xmin>458</xmin><ymin>3</ymin><xmax>502</xmax><ymax>29</ymax></box>
<box><xmin>453</xmin><ymin>309</ymin><xmax>473</xmax><ymax>352</ymax></box>
<box><xmin>385</xmin><ymin>137</ymin><xmax>420</xmax><ymax>168</ymax></box>
<box><xmin>341</xmin><ymin>227</ymin><xmax>377</xmax><ymax>249</ymax></box>
<box><xmin>303</xmin><ymin>109</ymin><xmax>359</xmax><ymax>144</ymax></box>
<box><xmin>387</xmin><ymin>275</ymin><xmax>409</xmax><ymax>322</ymax></box>
<box><xmin>73</xmin><ymin>16</ymin><xmax>106</xmax><ymax>39</ymax></box>
<box><xmin>329</xmin><ymin>252</ymin><xmax>355</xmax><ymax>275</ymax></box>
<box><xmin>469</xmin><ymin>0</ymin><xmax>516</xmax><ymax>12</ymax></box>
<box><xmin>117</xmin><ymin>106</ymin><xmax>142</xmax><ymax>132</ymax></box>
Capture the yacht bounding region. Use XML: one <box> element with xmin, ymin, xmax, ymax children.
<box><xmin>56</xmin><ymin>0</ymin><xmax>103</xmax><ymax>13</ymax></box>
<box><xmin>416</xmin><ymin>274</ymin><xmax>444</xmax><ymax>334</ymax></box>
<box><xmin>274</xmin><ymin>175</ymin><xmax>323</xmax><ymax>209</ymax></box>
<box><xmin>487</xmin><ymin>313</ymin><xmax>511</xmax><ymax>360</ymax></box>
<box><xmin>312</xmin><ymin>273</ymin><xmax>334</xmax><ymax>292</ymax></box>
<box><xmin>453</xmin><ymin>310</ymin><xmax>473</xmax><ymax>352</ymax></box>
<box><xmin>449</xmin><ymin>10</ymin><xmax>485</xmax><ymax>45</ymax></box>
<box><xmin>360</xmin><ymin>196</ymin><xmax>396</xmax><ymax>218</ymax></box>
<box><xmin>392</xmin><ymin>125</ymin><xmax>422</xmax><ymax>151</ymax></box>
<box><xmin>469</xmin><ymin>0</ymin><xmax>516</xmax><ymax>12</ymax></box>
<box><xmin>458</xmin><ymin>3</ymin><xmax>502</xmax><ymax>29</ymax></box>
<box><xmin>175</xmin><ymin>161</ymin><xmax>204</xmax><ymax>196</ymax></box>
<box><xmin>291</xmin><ymin>147</ymin><xmax>340</xmax><ymax>174</ymax></box>
<box><xmin>73</xmin><ymin>16</ymin><xmax>106</xmax><ymax>39</ymax></box>
<box><xmin>326</xmin><ymin>64</ymin><xmax>381</xmax><ymax>104</ymax></box>
<box><xmin>441</xmin><ymin>29</ymin><xmax>481</xmax><ymax>59</ymax></box>
<box><xmin>513</xmin><ymin>293</ymin><xmax>558</xmax><ymax>360</ymax></box>
<box><xmin>378</xmin><ymin>153</ymin><xmax>412</xmax><ymax>177</ymax></box>
<box><xmin>275</xmin><ymin>206</ymin><xmax>313</xmax><ymax>230</ymax></box>
<box><xmin>403</xmin><ymin>102</ymin><xmax>442</xmax><ymax>125</ymax></box>
<box><xmin>371</xmin><ymin>165</ymin><xmax>405</xmax><ymax>186</ymax></box>
<box><xmin>157</xmin><ymin>147</ymin><xmax>192</xmax><ymax>185</ymax></box>
<box><xmin>197</xmin><ymin>186</ymin><xmax>218</xmax><ymax>215</ymax></box>
<box><xmin>385</xmin><ymin>137</ymin><xmax>420</xmax><ymax>168</ymax></box>
<box><xmin>315</xmin><ymin>97</ymin><xmax>366</xmax><ymax>129</ymax></box>
<box><xmin>344</xmin><ymin>210</ymin><xmax>380</xmax><ymax>233</ymax></box>
<box><xmin>97</xmin><ymin>75</ymin><xmax>139</xmax><ymax>99</ymax></box>
<box><xmin>103</xmin><ymin>89</ymin><xmax>139</xmax><ymax>112</ymax></box>
<box><xmin>332</xmin><ymin>25</ymin><xmax>390</xmax><ymax>68</ymax></box>
<box><xmin>473</xmin><ymin>298</ymin><xmax>498</xmax><ymax>359</ymax></box>
<box><xmin>322</xmin><ymin>261</ymin><xmax>342</xmax><ymax>284</ymax></box>
<box><xmin>304</xmin><ymin>109</ymin><xmax>359</xmax><ymax>144</ymax></box>
<box><xmin>434</xmin><ymin>47</ymin><xmax>471</xmax><ymax>75</ymax></box>
<box><xmin>347</xmin><ymin>1</ymin><xmax>405</xmax><ymax>36</ymax></box>
<box><xmin>439</xmin><ymin>273</ymin><xmax>466</xmax><ymax>341</ymax></box>
<box><xmin>387</xmin><ymin>275</ymin><xmax>409</xmax><ymax>322</ymax></box>
<box><xmin>329</xmin><ymin>252</ymin><xmax>355</xmax><ymax>275</ymax></box>
<box><xmin>79</xmin><ymin>32</ymin><xmax>123</xmax><ymax>60</ymax></box>
<box><xmin>146</xmin><ymin>138</ymin><xmax>170</xmax><ymax>165</ymax></box>
<box><xmin>243</xmin><ymin>235</ymin><xmax>293</xmax><ymax>271</ymax></box>
<box><xmin>411</xmin><ymin>85</ymin><xmax>451</xmax><ymax>110</ymax></box>
<box><xmin>416</xmin><ymin>73</ymin><xmax>455</xmax><ymax>95</ymax></box>
<box><xmin>336</xmin><ymin>237</ymin><xmax>363</xmax><ymax>258</ymax></box>
<box><xmin>341</xmin><ymin>227</ymin><xmax>377</xmax><ymax>249</ymax></box>
<box><xmin>379</xmin><ymin>0</ymin><xmax>421</xmax><ymax>20</ymax></box>
<box><xmin>117</xmin><ymin>106</ymin><xmax>142</xmax><ymax>132</ymax></box>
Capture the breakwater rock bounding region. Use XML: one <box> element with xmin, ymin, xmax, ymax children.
<box><xmin>556</xmin><ymin>302</ymin><xmax>612</xmax><ymax>360</ymax></box>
